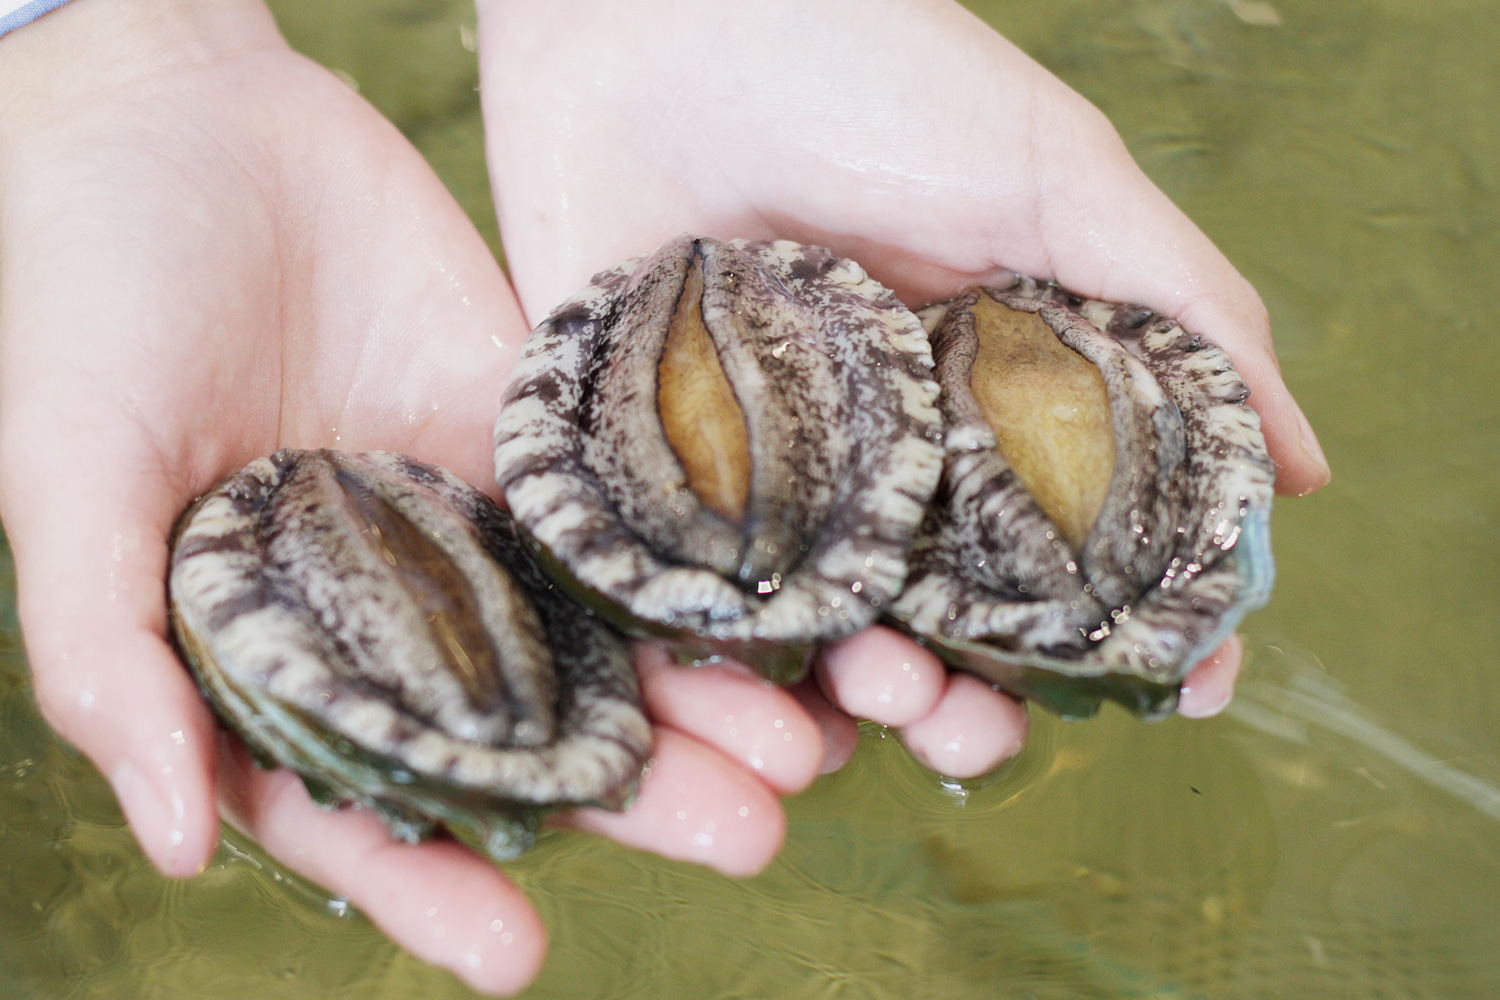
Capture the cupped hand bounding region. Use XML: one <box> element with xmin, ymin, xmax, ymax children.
<box><xmin>0</xmin><ymin>1</ymin><xmax>828</xmax><ymax>993</ymax></box>
<box><xmin>477</xmin><ymin>0</ymin><xmax>1332</xmax><ymax>776</ymax></box>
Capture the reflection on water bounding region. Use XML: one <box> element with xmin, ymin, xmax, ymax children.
<box><xmin>3</xmin><ymin>0</ymin><xmax>1498</xmax><ymax>997</ymax></box>
<box><xmin>1233</xmin><ymin>643</ymin><xmax>1500</xmax><ymax>825</ymax></box>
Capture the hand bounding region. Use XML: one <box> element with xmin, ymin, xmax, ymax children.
<box><xmin>476</xmin><ymin>0</ymin><xmax>1331</xmax><ymax>772</ymax></box>
<box><xmin>0</xmin><ymin>1</ymin><xmax>829</xmax><ymax>993</ymax></box>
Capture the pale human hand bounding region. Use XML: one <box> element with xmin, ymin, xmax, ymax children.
<box><xmin>0</xmin><ymin>1</ymin><xmax>829</xmax><ymax>993</ymax></box>
<box><xmin>476</xmin><ymin>0</ymin><xmax>1332</xmax><ymax>776</ymax></box>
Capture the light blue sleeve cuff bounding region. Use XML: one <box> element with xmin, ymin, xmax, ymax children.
<box><xmin>1</xmin><ymin>0</ymin><xmax>74</xmax><ymax>39</ymax></box>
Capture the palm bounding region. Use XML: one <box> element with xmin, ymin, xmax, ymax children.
<box><xmin>477</xmin><ymin>0</ymin><xmax>1319</xmax><ymax>761</ymax></box>
<box><xmin>3</xmin><ymin>43</ymin><xmax>806</xmax><ymax>994</ymax></box>
<box><xmin>0</xmin><ymin>1</ymin><xmax>1328</xmax><ymax>992</ymax></box>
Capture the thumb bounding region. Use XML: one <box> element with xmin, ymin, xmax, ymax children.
<box><xmin>1021</xmin><ymin>105</ymin><xmax>1332</xmax><ymax>498</ymax></box>
<box><xmin>0</xmin><ymin>421</ymin><xmax>222</xmax><ymax>878</ymax></box>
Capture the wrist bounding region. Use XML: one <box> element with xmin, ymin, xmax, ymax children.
<box><xmin>0</xmin><ymin>0</ymin><xmax>284</xmax><ymax>142</ymax></box>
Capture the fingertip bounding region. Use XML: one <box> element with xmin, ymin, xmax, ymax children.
<box><xmin>110</xmin><ymin>744</ymin><xmax>218</xmax><ymax>879</ymax></box>
<box><xmin>43</xmin><ymin>634</ymin><xmax>224</xmax><ymax>878</ymax></box>
<box><xmin>900</xmin><ymin>673</ymin><xmax>1028</xmax><ymax>779</ymax></box>
<box><xmin>1278</xmin><ymin>399</ymin><xmax>1332</xmax><ymax>496</ymax></box>
<box><xmin>1251</xmin><ymin>369</ymin><xmax>1331</xmax><ymax>498</ymax></box>
<box><xmin>222</xmin><ymin>758</ymin><xmax>548</xmax><ymax>996</ymax></box>
<box><xmin>635</xmin><ymin>644</ymin><xmax>823</xmax><ymax>794</ymax></box>
<box><xmin>816</xmin><ymin>626</ymin><xmax>945</xmax><ymax>727</ymax></box>
<box><xmin>465</xmin><ymin>906</ymin><xmax>550</xmax><ymax>997</ymax></box>
<box><xmin>563</xmin><ymin>727</ymin><xmax>785</xmax><ymax>878</ymax></box>
<box><xmin>1178</xmin><ymin>633</ymin><xmax>1242</xmax><ymax>719</ymax></box>
<box><xmin>370</xmin><ymin>840</ymin><xmax>549</xmax><ymax>997</ymax></box>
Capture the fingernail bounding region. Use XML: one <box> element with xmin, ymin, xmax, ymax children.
<box><xmin>111</xmin><ymin>761</ymin><xmax>192</xmax><ymax>876</ymax></box>
<box><xmin>1292</xmin><ymin>402</ymin><xmax>1332</xmax><ymax>494</ymax></box>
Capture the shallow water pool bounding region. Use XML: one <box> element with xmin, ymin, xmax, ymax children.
<box><xmin>3</xmin><ymin>0</ymin><xmax>1498</xmax><ymax>996</ymax></box>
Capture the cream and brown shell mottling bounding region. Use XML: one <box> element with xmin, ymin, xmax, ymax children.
<box><xmin>890</xmin><ymin>277</ymin><xmax>1275</xmax><ymax>719</ymax></box>
<box><xmin>493</xmin><ymin>236</ymin><xmax>944</xmax><ymax>681</ymax></box>
<box><xmin>168</xmin><ymin>449</ymin><xmax>651</xmax><ymax>859</ymax></box>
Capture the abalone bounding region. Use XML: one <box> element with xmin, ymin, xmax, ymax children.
<box><xmin>168</xmin><ymin>449</ymin><xmax>651</xmax><ymax>859</ymax></box>
<box><xmin>493</xmin><ymin>236</ymin><xmax>944</xmax><ymax>682</ymax></box>
<box><xmin>889</xmin><ymin>278</ymin><xmax>1275</xmax><ymax>719</ymax></box>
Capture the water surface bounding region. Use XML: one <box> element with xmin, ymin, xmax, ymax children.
<box><xmin>3</xmin><ymin>0</ymin><xmax>1497</xmax><ymax>996</ymax></box>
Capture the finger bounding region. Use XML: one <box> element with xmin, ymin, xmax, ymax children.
<box><xmin>786</xmin><ymin>677</ymin><xmax>860</xmax><ymax>775</ymax></box>
<box><xmin>815</xmin><ymin>626</ymin><xmax>945</xmax><ymax>727</ymax></box>
<box><xmin>899</xmin><ymin>673</ymin><xmax>1030</xmax><ymax>780</ymax></box>
<box><xmin>218</xmin><ymin>742</ymin><xmax>546</xmax><ymax>997</ymax></box>
<box><xmin>1177</xmin><ymin>633</ymin><xmax>1243</xmax><ymax>719</ymax></box>
<box><xmin>1013</xmin><ymin>100</ymin><xmax>1331</xmax><ymax>498</ymax></box>
<box><xmin>560</xmin><ymin>727</ymin><xmax>784</xmax><ymax>877</ymax></box>
<box><xmin>634</xmin><ymin>644</ymin><xmax>823</xmax><ymax>794</ymax></box>
<box><xmin>481</xmin><ymin>0</ymin><xmax>1331</xmax><ymax>497</ymax></box>
<box><xmin>0</xmin><ymin>458</ymin><xmax>220</xmax><ymax>878</ymax></box>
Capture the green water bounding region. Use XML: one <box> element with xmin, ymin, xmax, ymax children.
<box><xmin>3</xmin><ymin>0</ymin><xmax>1498</xmax><ymax>997</ymax></box>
